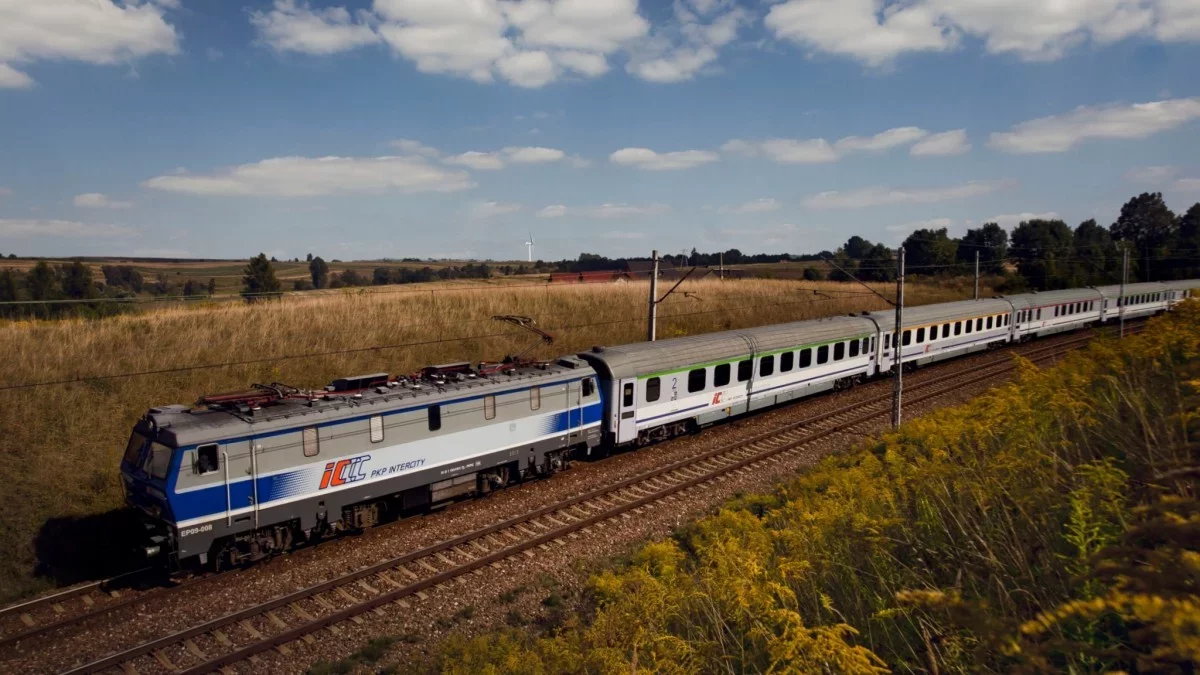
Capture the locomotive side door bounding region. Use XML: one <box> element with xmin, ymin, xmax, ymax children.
<box><xmin>615</xmin><ymin>378</ymin><xmax>637</xmax><ymax>445</ymax></box>
<box><xmin>248</xmin><ymin>435</ymin><xmax>261</xmax><ymax>528</ymax></box>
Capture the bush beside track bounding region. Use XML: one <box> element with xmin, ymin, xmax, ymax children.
<box><xmin>429</xmin><ymin>303</ymin><xmax>1200</xmax><ymax>674</ymax></box>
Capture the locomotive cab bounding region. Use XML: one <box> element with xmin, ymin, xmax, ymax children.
<box><xmin>120</xmin><ymin>420</ymin><xmax>178</xmax><ymax>561</ymax></box>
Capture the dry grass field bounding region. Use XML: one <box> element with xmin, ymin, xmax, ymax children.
<box><xmin>0</xmin><ymin>276</ymin><xmax>988</xmax><ymax>602</ymax></box>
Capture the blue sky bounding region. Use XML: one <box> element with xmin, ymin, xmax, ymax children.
<box><xmin>1</xmin><ymin>0</ymin><xmax>1199</xmax><ymax>261</ymax></box>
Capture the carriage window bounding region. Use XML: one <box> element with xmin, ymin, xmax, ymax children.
<box><xmin>622</xmin><ymin>382</ymin><xmax>633</xmax><ymax>406</ymax></box>
<box><xmin>965</xmin><ymin>320</ymin><xmax>974</xmax><ymax>334</ymax></box>
<box><xmin>760</xmin><ymin>355</ymin><xmax>775</xmax><ymax>377</ymax></box>
<box><xmin>817</xmin><ymin>345</ymin><xmax>829</xmax><ymax>364</ymax></box>
<box><xmin>834</xmin><ymin>342</ymin><xmax>845</xmax><ymax>360</ymax></box>
<box><xmin>780</xmin><ymin>351</ymin><xmax>794</xmax><ymax>372</ymax></box>
<box><xmin>484</xmin><ymin>395</ymin><xmax>496</xmax><ymax>420</ymax></box>
<box><xmin>303</xmin><ymin>426</ymin><xmax>320</xmax><ymax>456</ymax></box>
<box><xmin>943</xmin><ymin>323</ymin><xmax>951</xmax><ymax>338</ymax></box>
<box><xmin>1037</xmin><ymin>308</ymin><xmax>1042</xmax><ymax>319</ymax></box>
<box><xmin>902</xmin><ymin>330</ymin><xmax>912</xmax><ymax>346</ymax></box>
<box><xmin>583</xmin><ymin>377</ymin><xmax>595</xmax><ymax>398</ymax></box>
<box><xmin>195</xmin><ymin>444</ymin><xmax>219</xmax><ymax>475</ymax></box>
<box><xmin>369</xmin><ymin>415</ymin><xmax>385</xmax><ymax>443</ymax></box>
<box><xmin>530</xmin><ymin>387</ymin><xmax>541</xmax><ymax>410</ymax></box>
<box><xmin>976</xmin><ymin>318</ymin><xmax>983</xmax><ymax>331</ymax></box>
<box><xmin>986</xmin><ymin>316</ymin><xmax>993</xmax><ymax>329</ymax></box>
<box><xmin>799</xmin><ymin>349</ymin><xmax>812</xmax><ymax>368</ymax></box>
<box><xmin>688</xmin><ymin>368</ymin><xmax>707</xmax><ymax>393</ymax></box>
<box><xmin>863</xmin><ymin>337</ymin><xmax>871</xmax><ymax>353</ymax></box>
<box><xmin>645</xmin><ymin>377</ymin><xmax>661</xmax><ymax>403</ymax></box>
<box><xmin>916</xmin><ymin>327</ymin><xmax>925</xmax><ymax>343</ymax></box>
<box><xmin>714</xmin><ymin>363</ymin><xmax>731</xmax><ymax>387</ymax></box>
<box><xmin>737</xmin><ymin>359</ymin><xmax>752</xmax><ymax>382</ymax></box>
<box><xmin>849</xmin><ymin>339</ymin><xmax>859</xmax><ymax>357</ymax></box>
<box><xmin>951</xmin><ymin>321</ymin><xmax>959</xmax><ymax>335</ymax></box>
<box><xmin>427</xmin><ymin>406</ymin><xmax>441</xmax><ymax>432</ymax></box>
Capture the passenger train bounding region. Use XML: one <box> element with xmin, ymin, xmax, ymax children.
<box><xmin>121</xmin><ymin>279</ymin><xmax>1200</xmax><ymax>569</ymax></box>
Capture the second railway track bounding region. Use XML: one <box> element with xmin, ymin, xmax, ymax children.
<box><xmin>48</xmin><ymin>325</ymin><xmax>1127</xmax><ymax>675</ymax></box>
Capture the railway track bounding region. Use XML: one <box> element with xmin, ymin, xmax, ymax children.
<box><xmin>55</xmin><ymin>325</ymin><xmax>1129</xmax><ymax>675</ymax></box>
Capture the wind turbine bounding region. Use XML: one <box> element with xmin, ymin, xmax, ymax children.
<box><xmin>525</xmin><ymin>232</ymin><xmax>534</xmax><ymax>262</ymax></box>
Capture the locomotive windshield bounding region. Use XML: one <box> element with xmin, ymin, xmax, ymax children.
<box><xmin>123</xmin><ymin>431</ymin><xmax>148</xmax><ymax>466</ymax></box>
<box><xmin>143</xmin><ymin>442</ymin><xmax>174</xmax><ymax>480</ymax></box>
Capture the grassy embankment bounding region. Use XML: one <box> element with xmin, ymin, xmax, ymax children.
<box><xmin>0</xmin><ymin>277</ymin><xmax>979</xmax><ymax>604</ymax></box>
<box><xmin>428</xmin><ymin>302</ymin><xmax>1200</xmax><ymax>674</ymax></box>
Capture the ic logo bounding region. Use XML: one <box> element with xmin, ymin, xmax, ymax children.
<box><xmin>712</xmin><ymin>391</ymin><xmax>723</xmax><ymax>405</ymax></box>
<box><xmin>319</xmin><ymin>454</ymin><xmax>371</xmax><ymax>490</ymax></box>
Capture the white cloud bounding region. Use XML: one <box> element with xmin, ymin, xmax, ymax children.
<box><xmin>389</xmin><ymin>138</ymin><xmax>441</xmax><ymax>157</ymax></box>
<box><xmin>723</xmin><ymin>126</ymin><xmax>952</xmax><ymax>164</ymax></box>
<box><xmin>719</xmin><ymin>198</ymin><xmax>781</xmax><ymax>214</ymax></box>
<box><xmin>0</xmin><ymin>218</ymin><xmax>137</xmax><ymax>238</ymax></box>
<box><xmin>73</xmin><ymin>193</ymin><xmax>133</xmax><ymax>209</ymax></box>
<box><xmin>1125</xmin><ymin>165</ymin><xmax>1178</xmax><ymax>183</ymax></box>
<box><xmin>834</xmin><ymin>126</ymin><xmax>929</xmax><ymax>153</ymax></box>
<box><xmin>609</xmin><ymin>147</ymin><xmax>719</xmax><ymax>171</ymax></box>
<box><xmin>910</xmin><ymin>129</ymin><xmax>971</xmax><ymax>156</ymax></box>
<box><xmin>143</xmin><ymin>155</ymin><xmax>475</xmax><ymax>197</ymax></box>
<box><xmin>764</xmin><ymin>0</ymin><xmax>1199</xmax><ymax>67</ymax></box>
<box><xmin>471</xmin><ymin>201</ymin><xmax>522</xmax><ymax>218</ymax></box>
<box><xmin>803</xmin><ymin>179</ymin><xmax>1015</xmax><ymax>210</ymax></box>
<box><xmin>1176</xmin><ymin>178</ymin><xmax>1200</xmax><ymax>191</ymax></box>
<box><xmin>765</xmin><ymin>0</ymin><xmax>955</xmax><ymax>67</ymax></box>
<box><xmin>372</xmin><ymin>0</ymin><xmax>648</xmax><ymax>87</ymax></box>
<box><xmin>989</xmin><ymin>98</ymin><xmax>1200</xmax><ymax>153</ymax></box>
<box><xmin>443</xmin><ymin>146</ymin><xmax>569</xmax><ymax>170</ymax></box>
<box><xmin>504</xmin><ymin>146</ymin><xmax>565</xmax><ymax>163</ymax></box>
<box><xmin>987</xmin><ymin>212</ymin><xmax>1062</xmax><ymax>229</ymax></box>
<box><xmin>250</xmin><ymin>0</ymin><xmax>379</xmax><ymax>55</ymax></box>
<box><xmin>717</xmin><ymin>223</ymin><xmax>799</xmax><ymax>246</ymax></box>
<box><xmin>536</xmin><ymin>203</ymin><xmax>671</xmax><ymax>218</ymax></box>
<box><xmin>444</xmin><ymin>151</ymin><xmax>505</xmax><ymax>170</ymax></box>
<box><xmin>133</xmin><ymin>247</ymin><xmax>192</xmax><ymax>258</ymax></box>
<box><xmin>0</xmin><ymin>62</ymin><xmax>33</xmax><ymax>89</ymax></box>
<box><xmin>886</xmin><ymin>217</ymin><xmax>954</xmax><ymax>232</ymax></box>
<box><xmin>627</xmin><ymin>1</ymin><xmax>749</xmax><ymax>82</ymax></box>
<box><xmin>0</xmin><ymin>0</ymin><xmax>179</xmax><ymax>88</ymax></box>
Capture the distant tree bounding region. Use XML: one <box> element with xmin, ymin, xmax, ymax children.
<box><xmin>7</xmin><ymin>254</ymin><xmax>16</xmax><ymax>259</ymax></box>
<box><xmin>859</xmin><ymin>244</ymin><xmax>896</xmax><ymax>282</ymax></box>
<box><xmin>1072</xmin><ymin>219</ymin><xmax>1118</xmax><ymax>285</ymax></box>
<box><xmin>26</xmin><ymin>261</ymin><xmax>59</xmax><ymax>301</ymax></box>
<box><xmin>0</xmin><ymin>269</ymin><xmax>17</xmax><ymax>302</ymax></box>
<box><xmin>270</xmin><ymin>255</ymin><xmax>278</xmax><ymax>263</ymax></box>
<box><xmin>843</xmin><ymin>236</ymin><xmax>873</xmax><ymax>259</ymax></box>
<box><xmin>293</xmin><ymin>279</ymin><xmax>315</xmax><ymax>291</ymax></box>
<box><xmin>957</xmin><ymin>223</ymin><xmax>1008</xmax><ymax>273</ymax></box>
<box><xmin>1111</xmin><ymin>192</ymin><xmax>1177</xmax><ymax>280</ymax></box>
<box><xmin>802</xmin><ymin>266</ymin><xmax>825</xmax><ymax>281</ymax></box>
<box><xmin>207</xmin><ymin>278</ymin><xmax>216</xmax><ymax>296</ymax></box>
<box><xmin>242</xmin><ymin>253</ymin><xmax>281</xmax><ymax>299</ymax></box>
<box><xmin>182</xmin><ymin>279</ymin><xmax>205</xmax><ymax>297</ymax></box>
<box><xmin>60</xmin><ymin>261</ymin><xmax>95</xmax><ymax>299</ymax></box>
<box><xmin>306</xmin><ymin>253</ymin><xmax>313</xmax><ymax>262</ymax></box>
<box><xmin>826</xmin><ymin>250</ymin><xmax>858</xmax><ymax>282</ymax></box>
<box><xmin>902</xmin><ymin>228</ymin><xmax>958</xmax><ymax>271</ymax></box>
<box><xmin>309</xmin><ymin>256</ymin><xmax>329</xmax><ymax>289</ymax></box>
<box><xmin>338</xmin><ymin>269</ymin><xmax>368</xmax><ymax>286</ymax></box>
<box><xmin>150</xmin><ymin>272</ymin><xmax>172</xmax><ymax>296</ymax></box>
<box><xmin>1011</xmin><ymin>219</ymin><xmax>1075</xmax><ymax>289</ymax></box>
<box><xmin>1173</xmin><ymin>203</ymin><xmax>1200</xmax><ymax>279</ymax></box>
<box><xmin>373</xmin><ymin>267</ymin><xmax>393</xmax><ymax>286</ymax></box>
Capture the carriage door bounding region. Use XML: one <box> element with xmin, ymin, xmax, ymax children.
<box><xmin>564</xmin><ymin>379</ymin><xmax>582</xmax><ymax>441</ymax></box>
<box><xmin>616</xmin><ymin>378</ymin><xmax>637</xmax><ymax>445</ymax></box>
<box><xmin>248</xmin><ymin>435</ymin><xmax>261</xmax><ymax>528</ymax></box>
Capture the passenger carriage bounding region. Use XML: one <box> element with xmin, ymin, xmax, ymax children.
<box><xmin>1006</xmin><ymin>288</ymin><xmax>1104</xmax><ymax>340</ymax></box>
<box><xmin>578</xmin><ymin>316</ymin><xmax>878</xmax><ymax>447</ymax></box>
<box><xmin>1163</xmin><ymin>279</ymin><xmax>1200</xmax><ymax>307</ymax></box>
<box><xmin>121</xmin><ymin>361</ymin><xmax>603</xmax><ymax>568</ymax></box>
<box><xmin>1095</xmin><ymin>282</ymin><xmax>1171</xmax><ymax>322</ymax></box>
<box><xmin>869</xmin><ymin>299</ymin><xmax>1014</xmax><ymax>373</ymax></box>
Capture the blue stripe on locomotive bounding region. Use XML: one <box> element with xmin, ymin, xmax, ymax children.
<box><xmin>164</xmin><ymin>401</ymin><xmax>603</xmax><ymax>524</ymax></box>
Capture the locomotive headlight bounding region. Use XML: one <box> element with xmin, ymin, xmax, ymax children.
<box><xmin>143</xmin><ymin>545</ymin><xmax>162</xmax><ymax>558</ymax></box>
